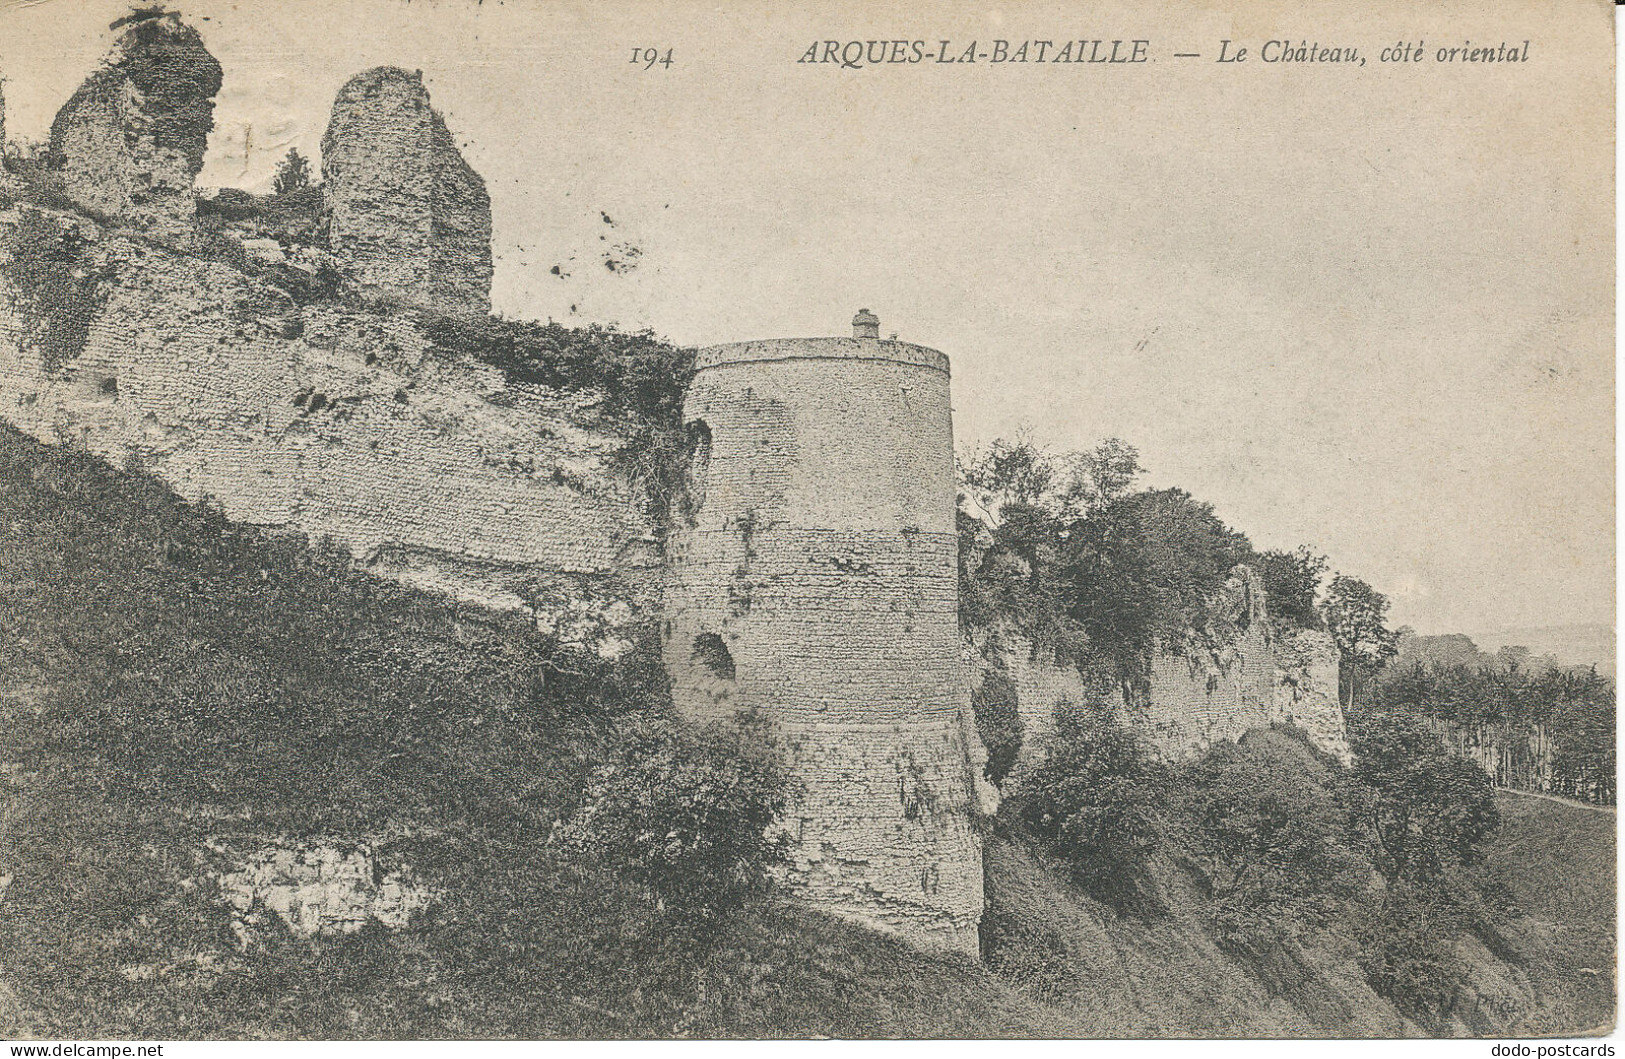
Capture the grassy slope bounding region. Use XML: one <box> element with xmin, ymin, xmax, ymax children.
<box><xmin>0</xmin><ymin>423</ymin><xmax>1612</xmax><ymax>1038</ymax></box>
<box><xmin>0</xmin><ymin>423</ymin><xmax>1060</xmax><ymax>1039</ymax></box>
<box><xmin>983</xmin><ymin>730</ymin><xmax>1618</xmax><ymax>1039</ymax></box>
<box><xmin>1483</xmin><ymin>794</ymin><xmax>1617</xmax><ymax>1035</ymax></box>
<box><xmin>984</xmin><ymin>729</ymin><xmax>1419</xmax><ymax>1039</ymax></box>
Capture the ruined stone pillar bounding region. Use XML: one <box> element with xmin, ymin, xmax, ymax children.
<box><xmin>663</xmin><ymin>311</ymin><xmax>993</xmax><ymax>956</ymax></box>
<box><xmin>321</xmin><ymin>67</ymin><xmax>492</xmax><ymax>316</ymax></box>
<box><xmin>47</xmin><ymin>11</ymin><xmax>221</xmax><ymax>234</ymax></box>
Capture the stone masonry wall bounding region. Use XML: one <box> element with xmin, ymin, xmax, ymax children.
<box><xmin>1125</xmin><ymin>568</ymin><xmax>1351</xmax><ymax>763</ymax></box>
<box><xmin>48</xmin><ymin>12</ymin><xmax>222</xmax><ymax>236</ymax></box>
<box><xmin>321</xmin><ymin>67</ymin><xmax>492</xmax><ymax>316</ymax></box>
<box><xmin>0</xmin><ymin>206</ymin><xmax>658</xmax><ymax>650</ymax></box>
<box><xmin>967</xmin><ymin>627</ymin><xmax>1089</xmax><ymax>790</ymax></box>
<box><xmin>975</xmin><ymin>567</ymin><xmax>1351</xmax><ymax>777</ymax></box>
<box><xmin>1272</xmin><ymin>625</ymin><xmax>1350</xmax><ymax>761</ymax></box>
<box><xmin>662</xmin><ymin>335</ymin><xmax>995</xmax><ymax>956</ymax></box>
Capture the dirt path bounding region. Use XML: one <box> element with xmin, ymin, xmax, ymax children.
<box><xmin>1497</xmin><ymin>787</ymin><xmax>1616</xmax><ymax>814</ymax></box>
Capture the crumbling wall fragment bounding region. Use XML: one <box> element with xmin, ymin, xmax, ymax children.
<box><xmin>976</xmin><ymin>565</ymin><xmax>1352</xmax><ymax>771</ymax></box>
<box><xmin>321</xmin><ymin>67</ymin><xmax>492</xmax><ymax>315</ymax></box>
<box><xmin>48</xmin><ymin>11</ymin><xmax>222</xmax><ymax>233</ymax></box>
<box><xmin>1123</xmin><ymin>566</ymin><xmax>1351</xmax><ymax>762</ymax></box>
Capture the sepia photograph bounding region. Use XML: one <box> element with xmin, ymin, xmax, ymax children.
<box><xmin>0</xmin><ymin>0</ymin><xmax>1614</xmax><ymax>1043</ymax></box>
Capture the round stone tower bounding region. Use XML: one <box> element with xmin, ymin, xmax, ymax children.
<box><xmin>663</xmin><ymin>311</ymin><xmax>994</xmax><ymax>956</ymax></box>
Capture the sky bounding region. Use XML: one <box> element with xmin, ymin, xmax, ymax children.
<box><xmin>0</xmin><ymin>0</ymin><xmax>1613</xmax><ymax>636</ymax></box>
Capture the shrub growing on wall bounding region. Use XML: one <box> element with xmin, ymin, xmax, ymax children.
<box><xmin>958</xmin><ymin>436</ymin><xmax>1267</xmax><ymax>693</ymax></box>
<box><xmin>0</xmin><ymin>208</ymin><xmax>106</xmax><ymax>373</ymax></box>
<box><xmin>1256</xmin><ymin>546</ymin><xmax>1328</xmax><ymax>631</ymax></box>
<box><xmin>972</xmin><ymin>669</ymin><xmax>1024</xmax><ymax>786</ymax></box>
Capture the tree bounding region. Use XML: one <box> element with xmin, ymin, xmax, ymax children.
<box><xmin>1256</xmin><ymin>546</ymin><xmax>1327</xmax><ymax>630</ymax></box>
<box><xmin>959</xmin><ymin>432</ymin><xmax>1055</xmax><ymax>517</ymax></box>
<box><xmin>1323</xmin><ymin>574</ymin><xmax>1398</xmax><ymax>707</ymax></box>
<box><xmin>272</xmin><ymin>147</ymin><xmax>311</xmax><ymax>195</ymax></box>
<box><xmin>1185</xmin><ymin>735</ymin><xmax>1356</xmax><ymax>905</ymax></box>
<box><xmin>1346</xmin><ymin>710</ymin><xmax>1500</xmax><ymax>888</ymax></box>
<box><xmin>1019</xmin><ymin>708</ymin><xmax>1165</xmax><ymax>902</ymax></box>
<box><xmin>959</xmin><ymin>434</ymin><xmax>1142</xmax><ymax>522</ymax></box>
<box><xmin>1059</xmin><ymin>437</ymin><xmax>1143</xmax><ymax>517</ymax></box>
<box><xmin>1060</xmin><ymin>487</ymin><xmax>1253</xmax><ymax>683</ymax></box>
<box><xmin>957</xmin><ymin>434</ymin><xmax>1255</xmax><ymax>687</ymax></box>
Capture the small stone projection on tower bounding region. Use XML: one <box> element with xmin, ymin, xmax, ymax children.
<box><xmin>321</xmin><ymin>67</ymin><xmax>493</xmax><ymax>316</ymax></box>
<box><xmin>47</xmin><ymin>8</ymin><xmax>222</xmax><ymax>234</ymax></box>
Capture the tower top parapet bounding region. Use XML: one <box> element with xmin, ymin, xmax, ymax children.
<box><xmin>696</xmin><ymin>311</ymin><xmax>948</xmax><ymax>374</ymax></box>
<box><xmin>694</xmin><ymin>336</ymin><xmax>949</xmax><ymax>375</ymax></box>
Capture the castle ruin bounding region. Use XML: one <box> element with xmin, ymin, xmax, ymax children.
<box><xmin>48</xmin><ymin>10</ymin><xmax>222</xmax><ymax>235</ymax></box>
<box><xmin>0</xmin><ymin>13</ymin><xmax>1352</xmax><ymax>958</ymax></box>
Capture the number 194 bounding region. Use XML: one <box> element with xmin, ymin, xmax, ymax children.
<box><xmin>630</xmin><ymin>47</ymin><xmax>674</xmax><ymax>69</ymax></box>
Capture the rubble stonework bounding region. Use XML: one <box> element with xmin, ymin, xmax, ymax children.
<box><xmin>979</xmin><ymin>566</ymin><xmax>1351</xmax><ymax>774</ymax></box>
<box><xmin>662</xmin><ymin>328</ymin><xmax>996</xmax><ymax>956</ymax></box>
<box><xmin>321</xmin><ymin>67</ymin><xmax>492</xmax><ymax>315</ymax></box>
<box><xmin>0</xmin><ymin>207</ymin><xmax>659</xmax><ymax>649</ymax></box>
<box><xmin>1272</xmin><ymin>625</ymin><xmax>1351</xmax><ymax>761</ymax></box>
<box><xmin>1127</xmin><ymin>567</ymin><xmax>1351</xmax><ymax>763</ymax></box>
<box><xmin>969</xmin><ymin>628</ymin><xmax>1090</xmax><ymax>789</ymax></box>
<box><xmin>48</xmin><ymin>11</ymin><xmax>222</xmax><ymax>234</ymax></box>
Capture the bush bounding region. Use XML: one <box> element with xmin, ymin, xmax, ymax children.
<box><xmin>1346</xmin><ymin>710</ymin><xmax>1500</xmax><ymax>886</ymax></box>
<box><xmin>1257</xmin><ymin>546</ymin><xmax>1327</xmax><ymax>630</ymax></box>
<box><xmin>553</xmin><ymin>715</ymin><xmax>789</xmax><ymax>918</ymax></box>
<box><xmin>273</xmin><ymin>148</ymin><xmax>313</xmax><ymax>195</ymax></box>
<box><xmin>419</xmin><ymin>313</ymin><xmax>694</xmax><ymax>425</ymax></box>
<box><xmin>1017</xmin><ymin>708</ymin><xmax>1163</xmax><ymax>901</ymax></box>
<box><xmin>196</xmin><ymin>185</ymin><xmax>324</xmax><ymax>247</ymax></box>
<box><xmin>972</xmin><ymin>669</ymin><xmax>1023</xmax><ymax>785</ymax></box>
<box><xmin>0</xmin><ymin>207</ymin><xmax>106</xmax><ymax>372</ymax></box>
<box><xmin>1356</xmin><ymin>885</ymin><xmax>1471</xmax><ymax>1027</ymax></box>
<box><xmin>1180</xmin><ymin>731</ymin><xmax>1366</xmax><ymax>944</ymax></box>
<box><xmin>957</xmin><ymin>435</ymin><xmax>1261</xmax><ymax>690</ymax></box>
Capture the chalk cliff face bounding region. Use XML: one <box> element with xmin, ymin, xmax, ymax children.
<box><xmin>48</xmin><ymin>11</ymin><xmax>222</xmax><ymax>235</ymax></box>
<box><xmin>0</xmin><ymin>206</ymin><xmax>658</xmax><ymax>653</ymax></box>
<box><xmin>321</xmin><ymin>67</ymin><xmax>493</xmax><ymax>316</ymax></box>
